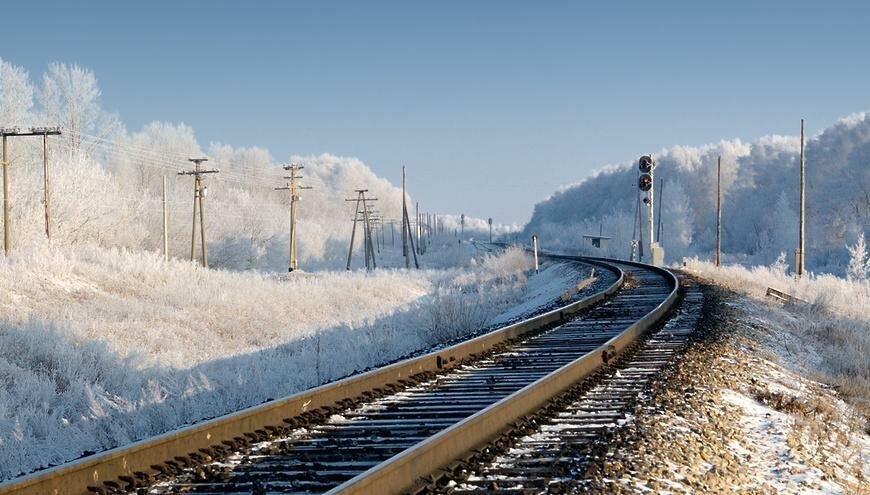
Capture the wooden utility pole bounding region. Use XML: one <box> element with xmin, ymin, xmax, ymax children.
<box><xmin>402</xmin><ymin>167</ymin><xmax>409</xmax><ymax>267</ymax></box>
<box><xmin>532</xmin><ymin>234</ymin><xmax>539</xmax><ymax>273</ymax></box>
<box><xmin>1</xmin><ymin>126</ymin><xmax>62</xmax><ymax>255</ymax></box>
<box><xmin>716</xmin><ymin>156</ymin><xmax>722</xmax><ymax>267</ymax></box>
<box><xmin>346</xmin><ymin>190</ymin><xmax>378</xmax><ymax>270</ymax></box>
<box><xmin>276</xmin><ymin>164</ymin><xmax>312</xmax><ymax>272</ymax></box>
<box><xmin>162</xmin><ymin>175</ymin><xmax>169</xmax><ymax>261</ymax></box>
<box><xmin>178</xmin><ymin>158</ymin><xmax>218</xmax><ymax>267</ymax></box>
<box><xmin>797</xmin><ymin>119</ymin><xmax>806</xmax><ymax>278</ymax></box>
<box><xmin>656</xmin><ymin>178</ymin><xmax>664</xmax><ymax>243</ymax></box>
<box><xmin>42</xmin><ymin>134</ymin><xmax>51</xmax><ymax>241</ymax></box>
<box><xmin>2</xmin><ymin>133</ymin><xmax>7</xmax><ymax>256</ymax></box>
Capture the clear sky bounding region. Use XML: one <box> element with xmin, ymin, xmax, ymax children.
<box><xmin>5</xmin><ymin>1</ymin><xmax>869</xmax><ymax>223</ymax></box>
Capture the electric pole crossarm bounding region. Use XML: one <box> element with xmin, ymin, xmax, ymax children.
<box><xmin>1</xmin><ymin>126</ymin><xmax>63</xmax><ymax>255</ymax></box>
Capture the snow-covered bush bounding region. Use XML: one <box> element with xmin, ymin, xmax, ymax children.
<box><xmin>0</xmin><ymin>243</ymin><xmax>572</xmax><ymax>479</ymax></box>
<box><xmin>846</xmin><ymin>234</ymin><xmax>869</xmax><ymax>281</ymax></box>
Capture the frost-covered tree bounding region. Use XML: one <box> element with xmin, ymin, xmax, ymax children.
<box><xmin>846</xmin><ymin>234</ymin><xmax>869</xmax><ymax>281</ymax></box>
<box><xmin>40</xmin><ymin>63</ymin><xmax>120</xmax><ymax>155</ymax></box>
<box><xmin>0</xmin><ymin>58</ymin><xmax>34</xmax><ymax>125</ymax></box>
<box><xmin>660</xmin><ymin>179</ymin><xmax>694</xmax><ymax>260</ymax></box>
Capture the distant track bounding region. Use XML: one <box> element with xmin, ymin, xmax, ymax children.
<box><xmin>0</xmin><ymin>256</ymin><xmax>684</xmax><ymax>495</ymax></box>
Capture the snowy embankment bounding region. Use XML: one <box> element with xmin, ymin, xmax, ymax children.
<box><xmin>683</xmin><ymin>259</ymin><xmax>869</xmax><ymax>401</ymax></box>
<box><xmin>584</xmin><ymin>270</ymin><xmax>868</xmax><ymax>494</ymax></box>
<box><xmin>0</xmin><ymin>244</ymin><xmax>586</xmax><ymax>480</ymax></box>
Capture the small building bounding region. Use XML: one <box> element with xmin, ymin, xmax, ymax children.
<box><xmin>582</xmin><ymin>234</ymin><xmax>612</xmax><ymax>250</ymax></box>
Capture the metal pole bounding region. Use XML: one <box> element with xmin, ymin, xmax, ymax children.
<box><xmin>42</xmin><ymin>133</ymin><xmax>51</xmax><ymax>241</ymax></box>
<box><xmin>532</xmin><ymin>235</ymin><xmax>539</xmax><ymax>273</ymax></box>
<box><xmin>198</xmin><ymin>178</ymin><xmax>207</xmax><ymax>267</ymax></box>
<box><xmin>2</xmin><ymin>135</ymin><xmax>8</xmax><ymax>255</ymax></box>
<box><xmin>716</xmin><ymin>156</ymin><xmax>721</xmax><ymax>267</ymax></box>
<box><xmin>163</xmin><ymin>175</ymin><xmax>168</xmax><ymax>261</ymax></box>
<box><xmin>798</xmin><ymin>118</ymin><xmax>806</xmax><ymax>278</ymax></box>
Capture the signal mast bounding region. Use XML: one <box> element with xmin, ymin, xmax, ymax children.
<box><xmin>637</xmin><ymin>155</ymin><xmax>663</xmax><ymax>265</ymax></box>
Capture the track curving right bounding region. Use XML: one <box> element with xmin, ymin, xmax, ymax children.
<box><xmin>144</xmin><ymin>260</ymin><xmax>674</xmax><ymax>495</ymax></box>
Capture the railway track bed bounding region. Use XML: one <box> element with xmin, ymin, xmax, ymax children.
<box><xmin>0</xmin><ymin>257</ymin><xmax>694</xmax><ymax>495</ymax></box>
<box><xmin>141</xmin><ymin>261</ymin><xmax>676</xmax><ymax>495</ymax></box>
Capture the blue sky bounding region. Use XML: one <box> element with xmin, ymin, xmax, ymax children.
<box><xmin>5</xmin><ymin>1</ymin><xmax>869</xmax><ymax>223</ymax></box>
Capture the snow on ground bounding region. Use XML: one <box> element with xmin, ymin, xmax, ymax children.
<box><xmin>684</xmin><ymin>259</ymin><xmax>870</xmax><ymax>404</ymax></box>
<box><xmin>0</xmin><ymin>241</ymin><xmax>587</xmax><ymax>480</ymax></box>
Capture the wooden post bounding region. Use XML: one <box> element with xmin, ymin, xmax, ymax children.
<box><xmin>716</xmin><ymin>156</ymin><xmax>721</xmax><ymax>267</ymax></box>
<box><xmin>42</xmin><ymin>134</ymin><xmax>51</xmax><ymax>241</ymax></box>
<box><xmin>2</xmin><ymin>135</ymin><xmax>8</xmax><ymax>255</ymax></box>
<box><xmin>797</xmin><ymin>118</ymin><xmax>806</xmax><ymax>278</ymax></box>
<box><xmin>347</xmin><ymin>193</ymin><xmax>360</xmax><ymax>270</ymax></box>
<box><xmin>162</xmin><ymin>175</ymin><xmax>168</xmax><ymax>261</ymax></box>
<box><xmin>532</xmin><ymin>235</ymin><xmax>539</xmax><ymax>273</ymax></box>
<box><xmin>190</xmin><ymin>176</ymin><xmax>199</xmax><ymax>262</ymax></box>
<box><xmin>198</xmin><ymin>178</ymin><xmax>207</xmax><ymax>267</ymax></box>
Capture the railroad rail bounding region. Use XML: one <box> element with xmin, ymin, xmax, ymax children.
<box><xmin>0</xmin><ymin>256</ymin><xmax>681</xmax><ymax>495</ymax></box>
<box><xmin>436</xmin><ymin>282</ymin><xmax>703</xmax><ymax>493</ymax></box>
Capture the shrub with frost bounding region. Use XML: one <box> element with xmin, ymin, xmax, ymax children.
<box><xmin>846</xmin><ymin>234</ymin><xmax>869</xmax><ymax>281</ymax></box>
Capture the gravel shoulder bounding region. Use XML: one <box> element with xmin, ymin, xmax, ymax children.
<box><xmin>582</xmin><ymin>278</ymin><xmax>869</xmax><ymax>494</ymax></box>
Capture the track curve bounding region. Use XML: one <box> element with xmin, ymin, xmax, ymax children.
<box><xmin>141</xmin><ymin>259</ymin><xmax>676</xmax><ymax>495</ymax></box>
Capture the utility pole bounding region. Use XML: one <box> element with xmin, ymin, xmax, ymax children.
<box><xmin>656</xmin><ymin>178</ymin><xmax>664</xmax><ymax>243</ymax></box>
<box><xmin>2</xmin><ymin>133</ymin><xmax>7</xmax><ymax>256</ymax></box>
<box><xmin>1</xmin><ymin>126</ymin><xmax>62</xmax><ymax>255</ymax></box>
<box><xmin>276</xmin><ymin>164</ymin><xmax>312</xmax><ymax>272</ymax></box>
<box><xmin>163</xmin><ymin>175</ymin><xmax>169</xmax><ymax>261</ymax></box>
<box><xmin>346</xmin><ymin>190</ymin><xmax>378</xmax><ymax>270</ymax></box>
<box><xmin>797</xmin><ymin>118</ymin><xmax>806</xmax><ymax>278</ymax></box>
<box><xmin>178</xmin><ymin>158</ymin><xmax>218</xmax><ymax>267</ymax></box>
<box><xmin>532</xmin><ymin>234</ymin><xmax>539</xmax><ymax>273</ymax></box>
<box><xmin>402</xmin><ymin>167</ymin><xmax>409</xmax><ymax>268</ymax></box>
<box><xmin>716</xmin><ymin>156</ymin><xmax>722</xmax><ymax>267</ymax></box>
<box><xmin>414</xmin><ymin>201</ymin><xmax>423</xmax><ymax>254</ymax></box>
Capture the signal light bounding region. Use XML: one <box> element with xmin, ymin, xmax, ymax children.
<box><xmin>638</xmin><ymin>174</ymin><xmax>652</xmax><ymax>191</ymax></box>
<box><xmin>639</xmin><ymin>155</ymin><xmax>653</xmax><ymax>173</ymax></box>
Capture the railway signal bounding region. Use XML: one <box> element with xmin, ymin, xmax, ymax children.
<box><xmin>637</xmin><ymin>155</ymin><xmax>663</xmax><ymax>265</ymax></box>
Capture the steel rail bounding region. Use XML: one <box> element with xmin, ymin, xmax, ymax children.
<box><xmin>0</xmin><ymin>257</ymin><xmax>620</xmax><ymax>495</ymax></box>
<box><xmin>325</xmin><ymin>257</ymin><xmax>678</xmax><ymax>495</ymax></box>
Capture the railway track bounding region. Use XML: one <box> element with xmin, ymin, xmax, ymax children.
<box><xmin>0</xmin><ymin>256</ymin><xmax>686</xmax><ymax>495</ymax></box>
<box><xmin>436</xmin><ymin>282</ymin><xmax>703</xmax><ymax>494</ymax></box>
